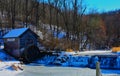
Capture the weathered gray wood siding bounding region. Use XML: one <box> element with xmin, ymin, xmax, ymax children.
<box><xmin>4</xmin><ymin>38</ymin><xmax>20</xmax><ymax>57</ymax></box>
<box><xmin>20</xmin><ymin>30</ymin><xmax>38</xmax><ymax>49</ymax></box>
<box><xmin>3</xmin><ymin>30</ymin><xmax>38</xmax><ymax>58</ymax></box>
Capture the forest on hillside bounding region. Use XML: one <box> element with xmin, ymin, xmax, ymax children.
<box><xmin>0</xmin><ymin>0</ymin><xmax>120</xmax><ymax>51</ymax></box>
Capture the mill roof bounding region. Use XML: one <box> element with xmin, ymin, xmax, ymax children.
<box><xmin>3</xmin><ymin>28</ymin><xmax>29</xmax><ymax>38</ymax></box>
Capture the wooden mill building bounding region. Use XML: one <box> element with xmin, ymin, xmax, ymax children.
<box><xmin>3</xmin><ymin>28</ymin><xmax>40</xmax><ymax>60</ymax></box>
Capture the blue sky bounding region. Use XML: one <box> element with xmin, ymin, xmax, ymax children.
<box><xmin>85</xmin><ymin>0</ymin><xmax>120</xmax><ymax>13</ymax></box>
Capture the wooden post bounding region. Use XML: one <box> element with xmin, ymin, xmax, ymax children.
<box><xmin>96</xmin><ymin>61</ymin><xmax>101</xmax><ymax>76</ymax></box>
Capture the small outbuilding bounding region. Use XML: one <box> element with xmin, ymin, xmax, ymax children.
<box><xmin>3</xmin><ymin>28</ymin><xmax>39</xmax><ymax>59</ymax></box>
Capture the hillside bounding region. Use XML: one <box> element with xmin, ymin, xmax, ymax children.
<box><xmin>0</xmin><ymin>0</ymin><xmax>120</xmax><ymax>51</ymax></box>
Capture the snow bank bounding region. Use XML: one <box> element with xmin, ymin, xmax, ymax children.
<box><xmin>0</xmin><ymin>61</ymin><xmax>23</xmax><ymax>76</ymax></box>
<box><xmin>0</xmin><ymin>70</ymin><xmax>22</xmax><ymax>76</ymax></box>
<box><xmin>36</xmin><ymin>55</ymin><xmax>57</xmax><ymax>65</ymax></box>
<box><xmin>0</xmin><ymin>50</ymin><xmax>16</xmax><ymax>61</ymax></box>
<box><xmin>0</xmin><ymin>50</ymin><xmax>23</xmax><ymax>76</ymax></box>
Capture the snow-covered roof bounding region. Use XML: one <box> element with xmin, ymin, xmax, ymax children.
<box><xmin>3</xmin><ymin>28</ymin><xmax>28</xmax><ymax>38</ymax></box>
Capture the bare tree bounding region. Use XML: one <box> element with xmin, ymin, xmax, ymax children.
<box><xmin>34</xmin><ymin>0</ymin><xmax>40</xmax><ymax>29</ymax></box>
<box><xmin>25</xmin><ymin>0</ymin><xmax>28</xmax><ymax>27</ymax></box>
<box><xmin>11</xmin><ymin>0</ymin><xmax>16</xmax><ymax>29</ymax></box>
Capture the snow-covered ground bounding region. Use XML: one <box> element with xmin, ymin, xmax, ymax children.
<box><xmin>0</xmin><ymin>50</ymin><xmax>23</xmax><ymax>76</ymax></box>
<box><xmin>35</xmin><ymin>50</ymin><xmax>120</xmax><ymax>75</ymax></box>
<box><xmin>0</xmin><ymin>61</ymin><xmax>23</xmax><ymax>76</ymax></box>
<box><xmin>0</xmin><ymin>49</ymin><xmax>119</xmax><ymax>76</ymax></box>
<box><xmin>75</xmin><ymin>50</ymin><xmax>115</xmax><ymax>56</ymax></box>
